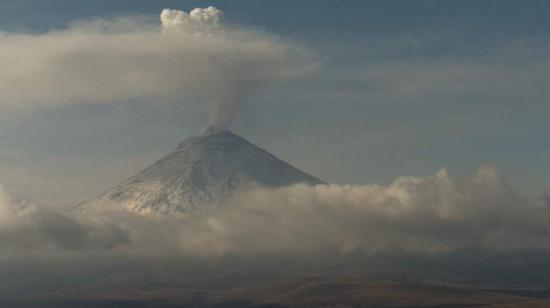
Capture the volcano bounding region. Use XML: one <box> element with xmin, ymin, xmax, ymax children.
<box><xmin>80</xmin><ymin>130</ymin><xmax>323</xmax><ymax>217</ymax></box>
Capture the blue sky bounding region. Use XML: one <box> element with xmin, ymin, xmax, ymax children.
<box><xmin>1</xmin><ymin>0</ymin><xmax>550</xmax><ymax>205</ymax></box>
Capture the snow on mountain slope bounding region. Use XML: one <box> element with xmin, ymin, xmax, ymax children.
<box><xmin>79</xmin><ymin>130</ymin><xmax>324</xmax><ymax>217</ymax></box>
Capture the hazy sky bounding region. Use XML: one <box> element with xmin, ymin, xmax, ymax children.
<box><xmin>1</xmin><ymin>0</ymin><xmax>550</xmax><ymax>206</ymax></box>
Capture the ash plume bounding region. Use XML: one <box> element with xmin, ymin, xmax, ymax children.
<box><xmin>0</xmin><ymin>7</ymin><xmax>316</xmax><ymax>134</ymax></box>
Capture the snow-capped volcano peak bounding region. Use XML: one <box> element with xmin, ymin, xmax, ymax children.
<box><xmin>80</xmin><ymin>130</ymin><xmax>324</xmax><ymax>218</ymax></box>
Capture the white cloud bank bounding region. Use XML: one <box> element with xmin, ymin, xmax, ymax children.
<box><xmin>0</xmin><ymin>7</ymin><xmax>316</xmax><ymax>131</ymax></box>
<box><xmin>3</xmin><ymin>166</ymin><xmax>549</xmax><ymax>259</ymax></box>
<box><xmin>180</xmin><ymin>166</ymin><xmax>550</xmax><ymax>257</ymax></box>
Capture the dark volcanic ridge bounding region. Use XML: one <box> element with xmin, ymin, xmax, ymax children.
<box><xmin>79</xmin><ymin>130</ymin><xmax>324</xmax><ymax>217</ymax></box>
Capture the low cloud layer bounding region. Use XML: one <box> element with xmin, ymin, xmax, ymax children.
<box><xmin>180</xmin><ymin>166</ymin><xmax>550</xmax><ymax>257</ymax></box>
<box><xmin>0</xmin><ymin>7</ymin><xmax>315</xmax><ymax>131</ymax></box>
<box><xmin>0</xmin><ymin>185</ymin><xmax>128</xmax><ymax>257</ymax></box>
<box><xmin>2</xmin><ymin>166</ymin><xmax>549</xmax><ymax>259</ymax></box>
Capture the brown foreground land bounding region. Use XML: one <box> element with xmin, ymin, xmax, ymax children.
<box><xmin>4</xmin><ymin>276</ymin><xmax>550</xmax><ymax>307</ymax></box>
